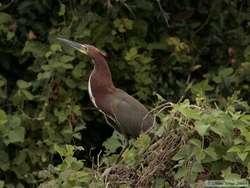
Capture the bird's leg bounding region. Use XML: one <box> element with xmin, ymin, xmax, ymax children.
<box><xmin>104</xmin><ymin>114</ymin><xmax>119</xmax><ymax>131</ymax></box>
<box><xmin>115</xmin><ymin>138</ymin><xmax>129</xmax><ymax>164</ymax></box>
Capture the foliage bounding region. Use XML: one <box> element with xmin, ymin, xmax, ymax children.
<box><xmin>0</xmin><ymin>0</ymin><xmax>250</xmax><ymax>187</ymax></box>
<box><xmin>37</xmin><ymin>97</ymin><xmax>250</xmax><ymax>187</ymax></box>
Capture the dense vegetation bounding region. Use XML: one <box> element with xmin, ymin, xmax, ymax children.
<box><xmin>0</xmin><ymin>0</ymin><xmax>250</xmax><ymax>187</ymax></box>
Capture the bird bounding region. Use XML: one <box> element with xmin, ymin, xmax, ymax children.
<box><xmin>58</xmin><ymin>38</ymin><xmax>154</xmax><ymax>138</ymax></box>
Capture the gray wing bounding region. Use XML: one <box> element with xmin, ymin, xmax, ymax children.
<box><xmin>109</xmin><ymin>89</ymin><xmax>154</xmax><ymax>138</ymax></box>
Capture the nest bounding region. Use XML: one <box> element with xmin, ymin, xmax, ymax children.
<box><xmin>102</xmin><ymin>127</ymin><xmax>189</xmax><ymax>187</ymax></box>
<box><xmin>102</xmin><ymin>165</ymin><xmax>139</xmax><ymax>187</ymax></box>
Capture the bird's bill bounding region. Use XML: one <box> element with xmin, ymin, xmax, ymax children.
<box><xmin>57</xmin><ymin>37</ymin><xmax>88</xmax><ymax>55</ymax></box>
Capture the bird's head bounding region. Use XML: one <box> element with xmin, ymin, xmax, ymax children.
<box><xmin>57</xmin><ymin>37</ymin><xmax>107</xmax><ymax>58</ymax></box>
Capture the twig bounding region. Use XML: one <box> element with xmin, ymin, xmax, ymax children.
<box><xmin>155</xmin><ymin>0</ymin><xmax>170</xmax><ymax>27</ymax></box>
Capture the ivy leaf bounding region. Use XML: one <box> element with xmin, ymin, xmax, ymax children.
<box><xmin>123</xmin><ymin>18</ymin><xmax>133</xmax><ymax>30</ymax></box>
<box><xmin>191</xmin><ymin>79</ymin><xmax>213</xmax><ymax>96</ymax></box>
<box><xmin>125</xmin><ymin>47</ymin><xmax>138</xmax><ymax>61</ymax></box>
<box><xmin>227</xmin><ymin>145</ymin><xmax>242</xmax><ymax>153</ymax></box>
<box><xmin>0</xmin><ymin>12</ymin><xmax>12</xmax><ymax>24</ymax></box>
<box><xmin>205</xmin><ymin>147</ymin><xmax>218</xmax><ymax>160</ymax></box>
<box><xmin>21</xmin><ymin>90</ymin><xmax>35</xmax><ymax>100</ymax></box>
<box><xmin>239</xmin><ymin>127</ymin><xmax>250</xmax><ymax>143</ymax></box>
<box><xmin>4</xmin><ymin>126</ymin><xmax>25</xmax><ymax>144</ymax></box>
<box><xmin>122</xmin><ymin>148</ymin><xmax>137</xmax><ymax>166</ymax></box>
<box><xmin>0</xmin><ymin>109</ymin><xmax>7</xmax><ymax>126</ymax></box>
<box><xmin>72</xmin><ymin>62</ymin><xmax>86</xmax><ymax>79</ymax></box>
<box><xmin>0</xmin><ymin>77</ymin><xmax>6</xmax><ymax>87</ymax></box>
<box><xmin>9</xmin><ymin>115</ymin><xmax>21</xmax><ymax>128</ymax></box>
<box><xmin>22</xmin><ymin>41</ymin><xmax>48</xmax><ymax>58</ymax></box>
<box><xmin>54</xmin><ymin>144</ymin><xmax>66</xmax><ymax>156</ymax></box>
<box><xmin>174</xmin><ymin>100</ymin><xmax>201</xmax><ymax>120</ymax></box>
<box><xmin>103</xmin><ymin>132</ymin><xmax>122</xmax><ymax>153</ymax></box>
<box><xmin>0</xmin><ymin>181</ymin><xmax>4</xmax><ymax>188</ymax></box>
<box><xmin>221</xmin><ymin>167</ymin><xmax>241</xmax><ymax>180</ymax></box>
<box><xmin>37</xmin><ymin>72</ymin><xmax>52</xmax><ymax>80</ymax></box>
<box><xmin>175</xmin><ymin>166</ymin><xmax>188</xmax><ymax>179</ymax></box>
<box><xmin>54</xmin><ymin>109</ymin><xmax>68</xmax><ymax>124</ymax></box>
<box><xmin>194</xmin><ymin>121</ymin><xmax>210</xmax><ymax>136</ymax></box>
<box><xmin>58</xmin><ymin>3</ymin><xmax>66</xmax><ymax>16</ymax></box>
<box><xmin>17</xmin><ymin>80</ymin><xmax>31</xmax><ymax>89</ymax></box>
<box><xmin>134</xmin><ymin>134</ymin><xmax>151</xmax><ymax>152</ymax></box>
<box><xmin>238</xmin><ymin>152</ymin><xmax>248</xmax><ymax>162</ymax></box>
<box><xmin>135</xmin><ymin>0</ymin><xmax>153</xmax><ymax>11</ymax></box>
<box><xmin>210</xmin><ymin>120</ymin><xmax>231</xmax><ymax>138</ymax></box>
<box><xmin>0</xmin><ymin>150</ymin><xmax>9</xmax><ymax>171</ymax></box>
<box><xmin>189</xmin><ymin>138</ymin><xmax>202</xmax><ymax>148</ymax></box>
<box><xmin>50</xmin><ymin>43</ymin><xmax>62</xmax><ymax>52</ymax></box>
<box><xmin>173</xmin><ymin>144</ymin><xmax>193</xmax><ymax>160</ymax></box>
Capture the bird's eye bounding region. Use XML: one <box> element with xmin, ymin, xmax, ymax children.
<box><xmin>79</xmin><ymin>45</ymin><xmax>88</xmax><ymax>55</ymax></box>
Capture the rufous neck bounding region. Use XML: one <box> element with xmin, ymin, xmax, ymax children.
<box><xmin>91</xmin><ymin>53</ymin><xmax>115</xmax><ymax>88</ymax></box>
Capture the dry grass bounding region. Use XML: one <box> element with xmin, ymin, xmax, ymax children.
<box><xmin>102</xmin><ymin>127</ymin><xmax>190</xmax><ymax>187</ymax></box>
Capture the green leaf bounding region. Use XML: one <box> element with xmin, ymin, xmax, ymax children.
<box><xmin>103</xmin><ymin>132</ymin><xmax>122</xmax><ymax>153</ymax></box>
<box><xmin>219</xmin><ymin>67</ymin><xmax>234</xmax><ymax>77</ymax></box>
<box><xmin>72</xmin><ymin>62</ymin><xmax>86</xmax><ymax>79</ymax></box>
<box><xmin>68</xmin><ymin>171</ymin><xmax>90</xmax><ymax>183</ymax></box>
<box><xmin>13</xmin><ymin>150</ymin><xmax>27</xmax><ymax>166</ymax></box>
<box><xmin>0</xmin><ymin>77</ymin><xmax>6</xmax><ymax>87</ymax></box>
<box><xmin>125</xmin><ymin>47</ymin><xmax>138</xmax><ymax>61</ymax></box>
<box><xmin>221</xmin><ymin>167</ymin><xmax>241</xmax><ymax>180</ymax></box>
<box><xmin>54</xmin><ymin>109</ymin><xmax>68</xmax><ymax>124</ymax></box>
<box><xmin>122</xmin><ymin>148</ymin><xmax>137</xmax><ymax>166</ymax></box>
<box><xmin>239</xmin><ymin>127</ymin><xmax>250</xmax><ymax>142</ymax></box>
<box><xmin>0</xmin><ymin>12</ymin><xmax>12</xmax><ymax>24</ymax></box>
<box><xmin>135</xmin><ymin>0</ymin><xmax>153</xmax><ymax>11</ymax></box>
<box><xmin>7</xmin><ymin>31</ymin><xmax>15</xmax><ymax>40</ymax></box>
<box><xmin>54</xmin><ymin>144</ymin><xmax>66</xmax><ymax>156</ymax></box>
<box><xmin>174</xmin><ymin>100</ymin><xmax>201</xmax><ymax>120</ymax></box>
<box><xmin>194</xmin><ymin>121</ymin><xmax>210</xmax><ymax>136</ymax></box>
<box><xmin>21</xmin><ymin>90</ymin><xmax>34</xmax><ymax>100</ymax></box>
<box><xmin>0</xmin><ymin>109</ymin><xmax>7</xmax><ymax>126</ymax></box>
<box><xmin>244</xmin><ymin>145</ymin><xmax>250</xmax><ymax>152</ymax></box>
<box><xmin>0</xmin><ymin>180</ymin><xmax>4</xmax><ymax>188</ymax></box>
<box><xmin>238</xmin><ymin>152</ymin><xmax>248</xmax><ymax>162</ymax></box>
<box><xmin>9</xmin><ymin>115</ymin><xmax>21</xmax><ymax>128</ymax></box>
<box><xmin>191</xmin><ymin>79</ymin><xmax>213</xmax><ymax>96</ymax></box>
<box><xmin>210</xmin><ymin>123</ymin><xmax>230</xmax><ymax>138</ymax></box>
<box><xmin>16</xmin><ymin>80</ymin><xmax>31</xmax><ymax>89</ymax></box>
<box><xmin>65</xmin><ymin>78</ymin><xmax>76</xmax><ymax>89</ymax></box>
<box><xmin>173</xmin><ymin>144</ymin><xmax>193</xmax><ymax>160</ymax></box>
<box><xmin>37</xmin><ymin>72</ymin><xmax>52</xmax><ymax>80</ymax></box>
<box><xmin>50</xmin><ymin>43</ymin><xmax>62</xmax><ymax>52</ymax></box>
<box><xmin>138</xmin><ymin>56</ymin><xmax>153</xmax><ymax>64</ymax></box>
<box><xmin>191</xmin><ymin>161</ymin><xmax>203</xmax><ymax>173</ymax></box>
<box><xmin>113</xmin><ymin>18</ymin><xmax>133</xmax><ymax>33</ymax></box>
<box><xmin>189</xmin><ymin>138</ymin><xmax>202</xmax><ymax>148</ymax></box>
<box><xmin>227</xmin><ymin>145</ymin><xmax>243</xmax><ymax>153</ymax></box>
<box><xmin>58</xmin><ymin>3</ymin><xmax>66</xmax><ymax>16</ymax></box>
<box><xmin>74</xmin><ymin>124</ymin><xmax>86</xmax><ymax>132</ymax></box>
<box><xmin>59</xmin><ymin>55</ymin><xmax>75</xmax><ymax>63</ymax></box>
<box><xmin>205</xmin><ymin>147</ymin><xmax>218</xmax><ymax>160</ymax></box>
<box><xmin>22</xmin><ymin>41</ymin><xmax>48</xmax><ymax>57</ymax></box>
<box><xmin>4</xmin><ymin>126</ymin><xmax>25</xmax><ymax>144</ymax></box>
<box><xmin>0</xmin><ymin>150</ymin><xmax>9</xmax><ymax>171</ymax></box>
<box><xmin>73</xmin><ymin>132</ymin><xmax>81</xmax><ymax>140</ymax></box>
<box><xmin>244</xmin><ymin>46</ymin><xmax>250</xmax><ymax>61</ymax></box>
<box><xmin>134</xmin><ymin>134</ymin><xmax>151</xmax><ymax>151</ymax></box>
<box><xmin>175</xmin><ymin>167</ymin><xmax>188</xmax><ymax>179</ymax></box>
<box><xmin>123</xmin><ymin>18</ymin><xmax>133</xmax><ymax>30</ymax></box>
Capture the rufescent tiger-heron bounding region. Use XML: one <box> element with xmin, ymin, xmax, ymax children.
<box><xmin>58</xmin><ymin>38</ymin><xmax>154</xmax><ymax>139</ymax></box>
